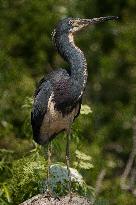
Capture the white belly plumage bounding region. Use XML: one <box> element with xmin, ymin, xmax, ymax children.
<box><xmin>40</xmin><ymin>93</ymin><xmax>79</xmax><ymax>143</ymax></box>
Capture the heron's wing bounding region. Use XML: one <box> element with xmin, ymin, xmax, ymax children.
<box><xmin>31</xmin><ymin>80</ymin><xmax>52</xmax><ymax>143</ymax></box>
<box><xmin>34</xmin><ymin>68</ymin><xmax>69</xmax><ymax>97</ymax></box>
<box><xmin>53</xmin><ymin>78</ymin><xmax>82</xmax><ymax>115</ymax></box>
<box><xmin>31</xmin><ymin>68</ymin><xmax>70</xmax><ymax>143</ymax></box>
<box><xmin>34</xmin><ymin>76</ymin><xmax>46</xmax><ymax>97</ymax></box>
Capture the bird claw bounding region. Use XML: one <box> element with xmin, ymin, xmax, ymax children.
<box><xmin>43</xmin><ymin>190</ymin><xmax>60</xmax><ymax>201</ymax></box>
<box><xmin>68</xmin><ymin>192</ymin><xmax>73</xmax><ymax>202</ymax></box>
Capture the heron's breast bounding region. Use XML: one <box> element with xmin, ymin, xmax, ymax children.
<box><xmin>40</xmin><ymin>94</ymin><xmax>79</xmax><ymax>143</ymax></box>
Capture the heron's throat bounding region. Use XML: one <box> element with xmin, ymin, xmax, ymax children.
<box><xmin>54</xmin><ymin>32</ymin><xmax>88</xmax><ymax>88</ymax></box>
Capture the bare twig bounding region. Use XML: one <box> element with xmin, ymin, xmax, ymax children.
<box><xmin>130</xmin><ymin>167</ymin><xmax>136</xmax><ymax>188</ymax></box>
<box><xmin>95</xmin><ymin>168</ymin><xmax>106</xmax><ymax>196</ymax></box>
<box><xmin>120</xmin><ymin>117</ymin><xmax>136</xmax><ymax>192</ymax></box>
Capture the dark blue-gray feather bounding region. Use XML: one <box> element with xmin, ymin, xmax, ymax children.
<box><xmin>31</xmin><ymin>68</ymin><xmax>82</xmax><ymax>144</ymax></box>
<box><xmin>31</xmin><ymin>80</ymin><xmax>52</xmax><ymax>143</ymax></box>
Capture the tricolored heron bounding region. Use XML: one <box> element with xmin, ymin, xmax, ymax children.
<box><xmin>31</xmin><ymin>16</ymin><xmax>118</xmax><ymax>197</ymax></box>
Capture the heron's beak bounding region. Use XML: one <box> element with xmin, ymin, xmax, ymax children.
<box><xmin>81</xmin><ymin>16</ymin><xmax>119</xmax><ymax>25</ymax></box>
<box><xmin>81</xmin><ymin>16</ymin><xmax>119</xmax><ymax>26</ymax></box>
<box><xmin>72</xmin><ymin>16</ymin><xmax>119</xmax><ymax>33</ymax></box>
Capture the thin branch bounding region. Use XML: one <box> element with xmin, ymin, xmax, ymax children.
<box><xmin>95</xmin><ymin>168</ymin><xmax>106</xmax><ymax>196</ymax></box>
<box><xmin>120</xmin><ymin>117</ymin><xmax>136</xmax><ymax>191</ymax></box>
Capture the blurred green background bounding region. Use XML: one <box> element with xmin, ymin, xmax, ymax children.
<box><xmin>0</xmin><ymin>0</ymin><xmax>136</xmax><ymax>204</ymax></box>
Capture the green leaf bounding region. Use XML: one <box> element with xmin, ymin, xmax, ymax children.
<box><xmin>80</xmin><ymin>104</ymin><xmax>92</xmax><ymax>115</ymax></box>
<box><xmin>79</xmin><ymin>161</ymin><xmax>94</xmax><ymax>169</ymax></box>
<box><xmin>75</xmin><ymin>150</ymin><xmax>92</xmax><ymax>161</ymax></box>
<box><xmin>2</xmin><ymin>184</ymin><xmax>12</xmax><ymax>203</ymax></box>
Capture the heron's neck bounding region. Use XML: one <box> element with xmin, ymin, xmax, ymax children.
<box><xmin>54</xmin><ymin>33</ymin><xmax>88</xmax><ymax>90</ymax></box>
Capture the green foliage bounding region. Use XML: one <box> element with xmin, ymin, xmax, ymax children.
<box><xmin>80</xmin><ymin>104</ymin><xmax>92</xmax><ymax>115</ymax></box>
<box><xmin>1</xmin><ymin>149</ymin><xmax>46</xmax><ymax>204</ymax></box>
<box><xmin>0</xmin><ymin>148</ymin><xmax>94</xmax><ymax>204</ymax></box>
<box><xmin>21</xmin><ymin>97</ymin><xmax>33</xmax><ymax>139</ymax></box>
<box><xmin>94</xmin><ymin>198</ymin><xmax>109</xmax><ymax>205</ymax></box>
<box><xmin>41</xmin><ymin>163</ymin><xmax>94</xmax><ymax>199</ymax></box>
<box><xmin>0</xmin><ymin>149</ymin><xmax>14</xmax><ymax>183</ymax></box>
<box><xmin>74</xmin><ymin>150</ymin><xmax>93</xmax><ymax>170</ymax></box>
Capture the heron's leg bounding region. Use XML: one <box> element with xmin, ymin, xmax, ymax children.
<box><xmin>66</xmin><ymin>128</ymin><xmax>72</xmax><ymax>200</ymax></box>
<box><xmin>43</xmin><ymin>143</ymin><xmax>60</xmax><ymax>200</ymax></box>
<box><xmin>47</xmin><ymin>142</ymin><xmax>52</xmax><ymax>194</ymax></box>
<box><xmin>42</xmin><ymin>142</ymin><xmax>52</xmax><ymax>197</ymax></box>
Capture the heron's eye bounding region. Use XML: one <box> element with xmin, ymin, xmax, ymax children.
<box><xmin>71</xmin><ymin>20</ymin><xmax>79</xmax><ymax>27</ymax></box>
<box><xmin>69</xmin><ymin>20</ymin><xmax>73</xmax><ymax>26</ymax></box>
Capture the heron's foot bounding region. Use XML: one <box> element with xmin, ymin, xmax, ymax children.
<box><xmin>44</xmin><ymin>189</ymin><xmax>60</xmax><ymax>201</ymax></box>
<box><xmin>68</xmin><ymin>191</ymin><xmax>72</xmax><ymax>202</ymax></box>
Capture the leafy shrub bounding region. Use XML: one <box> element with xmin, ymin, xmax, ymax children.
<box><xmin>41</xmin><ymin>163</ymin><xmax>94</xmax><ymax>199</ymax></box>
<box><xmin>1</xmin><ymin>148</ymin><xmax>46</xmax><ymax>205</ymax></box>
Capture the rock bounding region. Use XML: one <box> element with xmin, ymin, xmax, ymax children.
<box><xmin>20</xmin><ymin>193</ymin><xmax>92</xmax><ymax>205</ymax></box>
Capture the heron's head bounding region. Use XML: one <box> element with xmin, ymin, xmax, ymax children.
<box><xmin>53</xmin><ymin>16</ymin><xmax>119</xmax><ymax>37</ymax></box>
